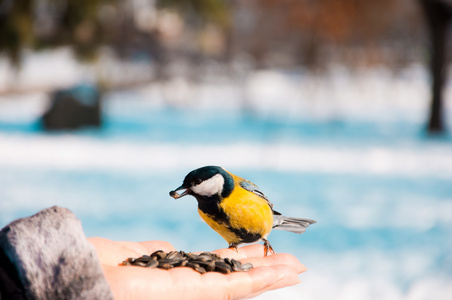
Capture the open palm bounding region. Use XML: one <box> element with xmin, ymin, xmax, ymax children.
<box><xmin>89</xmin><ymin>238</ymin><xmax>306</xmax><ymax>300</ymax></box>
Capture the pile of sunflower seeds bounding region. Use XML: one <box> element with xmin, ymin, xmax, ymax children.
<box><xmin>121</xmin><ymin>250</ymin><xmax>253</xmax><ymax>274</ymax></box>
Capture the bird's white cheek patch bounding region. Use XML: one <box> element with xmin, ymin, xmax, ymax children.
<box><xmin>191</xmin><ymin>174</ymin><xmax>224</xmax><ymax>197</ymax></box>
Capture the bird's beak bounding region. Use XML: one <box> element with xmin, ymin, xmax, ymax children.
<box><xmin>169</xmin><ymin>185</ymin><xmax>190</xmax><ymax>199</ymax></box>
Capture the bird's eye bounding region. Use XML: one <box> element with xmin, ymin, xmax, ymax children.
<box><xmin>194</xmin><ymin>178</ymin><xmax>202</xmax><ymax>185</ymax></box>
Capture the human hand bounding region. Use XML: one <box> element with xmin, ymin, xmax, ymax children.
<box><xmin>88</xmin><ymin>238</ymin><xmax>306</xmax><ymax>300</ymax></box>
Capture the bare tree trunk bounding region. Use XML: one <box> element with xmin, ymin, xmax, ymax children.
<box><xmin>419</xmin><ymin>0</ymin><xmax>452</xmax><ymax>133</ymax></box>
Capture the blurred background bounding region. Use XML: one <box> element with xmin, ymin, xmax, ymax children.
<box><xmin>1</xmin><ymin>0</ymin><xmax>452</xmax><ymax>299</ymax></box>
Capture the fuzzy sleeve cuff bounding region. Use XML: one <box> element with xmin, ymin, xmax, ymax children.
<box><xmin>0</xmin><ymin>206</ymin><xmax>113</xmax><ymax>300</ymax></box>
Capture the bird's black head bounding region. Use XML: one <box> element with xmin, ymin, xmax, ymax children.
<box><xmin>169</xmin><ymin>166</ymin><xmax>233</xmax><ymax>200</ymax></box>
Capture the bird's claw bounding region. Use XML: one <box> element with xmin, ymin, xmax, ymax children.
<box><xmin>263</xmin><ymin>239</ymin><xmax>275</xmax><ymax>256</ymax></box>
<box><xmin>228</xmin><ymin>245</ymin><xmax>239</xmax><ymax>253</ymax></box>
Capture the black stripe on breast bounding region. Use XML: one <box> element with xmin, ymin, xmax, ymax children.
<box><xmin>228</xmin><ymin>227</ymin><xmax>262</xmax><ymax>243</ymax></box>
<box><xmin>197</xmin><ymin>195</ymin><xmax>229</xmax><ymax>224</ymax></box>
<box><xmin>197</xmin><ymin>196</ymin><xmax>262</xmax><ymax>244</ymax></box>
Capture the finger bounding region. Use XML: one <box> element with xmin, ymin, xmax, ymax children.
<box><xmin>212</xmin><ymin>245</ymin><xmax>306</xmax><ymax>274</ymax></box>
<box><xmin>105</xmin><ymin>262</ymin><xmax>301</xmax><ymax>300</ymax></box>
<box><xmin>222</xmin><ymin>264</ymin><xmax>300</xmax><ymax>299</ymax></box>
<box><xmin>241</xmin><ymin>253</ymin><xmax>307</xmax><ymax>274</ymax></box>
<box><xmin>244</xmin><ymin>265</ymin><xmax>301</xmax><ymax>299</ymax></box>
<box><xmin>88</xmin><ymin>238</ymin><xmax>175</xmax><ymax>266</ymax></box>
<box><xmin>170</xmin><ymin>266</ymin><xmax>283</xmax><ymax>300</ymax></box>
<box><xmin>138</xmin><ymin>241</ymin><xmax>176</xmax><ymax>253</ymax></box>
<box><xmin>212</xmin><ymin>244</ymin><xmax>270</xmax><ymax>259</ymax></box>
<box><xmin>168</xmin><ymin>263</ymin><xmax>300</xmax><ymax>300</ymax></box>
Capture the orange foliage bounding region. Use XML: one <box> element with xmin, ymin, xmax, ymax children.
<box><xmin>238</xmin><ymin>0</ymin><xmax>424</xmax><ymax>68</ymax></box>
<box><xmin>260</xmin><ymin>0</ymin><xmax>409</xmax><ymax>44</ymax></box>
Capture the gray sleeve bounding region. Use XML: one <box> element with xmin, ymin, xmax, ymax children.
<box><xmin>0</xmin><ymin>206</ymin><xmax>114</xmax><ymax>300</ymax></box>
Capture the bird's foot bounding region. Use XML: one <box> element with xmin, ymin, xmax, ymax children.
<box><xmin>228</xmin><ymin>244</ymin><xmax>239</xmax><ymax>253</ymax></box>
<box><xmin>263</xmin><ymin>239</ymin><xmax>275</xmax><ymax>256</ymax></box>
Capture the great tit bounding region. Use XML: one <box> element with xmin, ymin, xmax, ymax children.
<box><xmin>169</xmin><ymin>166</ymin><xmax>316</xmax><ymax>256</ymax></box>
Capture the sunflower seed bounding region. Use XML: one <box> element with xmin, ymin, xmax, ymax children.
<box><xmin>134</xmin><ymin>261</ymin><xmax>147</xmax><ymax>267</ymax></box>
<box><xmin>191</xmin><ymin>260</ymin><xmax>213</xmax><ymax>269</ymax></box>
<box><xmin>209</xmin><ymin>253</ymin><xmax>222</xmax><ymax>260</ymax></box>
<box><xmin>196</xmin><ymin>254</ymin><xmax>212</xmax><ymax>262</ymax></box>
<box><xmin>185</xmin><ymin>262</ymin><xmax>200</xmax><ymax>269</ymax></box>
<box><xmin>121</xmin><ymin>250</ymin><xmax>253</xmax><ymax>273</ymax></box>
<box><xmin>223</xmin><ymin>258</ymin><xmax>234</xmax><ymax>266</ymax></box>
<box><xmin>186</xmin><ymin>253</ymin><xmax>199</xmax><ymax>260</ymax></box>
<box><xmin>150</xmin><ymin>250</ymin><xmax>167</xmax><ymax>260</ymax></box>
<box><xmin>193</xmin><ymin>266</ymin><xmax>207</xmax><ymax>274</ymax></box>
<box><xmin>231</xmin><ymin>259</ymin><xmax>244</xmax><ymax>271</ymax></box>
<box><xmin>135</xmin><ymin>256</ymin><xmax>151</xmax><ymax>263</ymax></box>
<box><xmin>206</xmin><ymin>260</ymin><xmax>216</xmax><ymax>271</ymax></box>
<box><xmin>240</xmin><ymin>263</ymin><xmax>253</xmax><ymax>271</ymax></box>
<box><xmin>158</xmin><ymin>259</ymin><xmax>178</xmax><ymax>265</ymax></box>
<box><xmin>167</xmin><ymin>251</ymin><xmax>183</xmax><ymax>260</ymax></box>
<box><xmin>232</xmin><ymin>259</ymin><xmax>242</xmax><ymax>265</ymax></box>
<box><xmin>173</xmin><ymin>260</ymin><xmax>188</xmax><ymax>267</ymax></box>
<box><xmin>214</xmin><ymin>261</ymin><xmax>232</xmax><ymax>274</ymax></box>
<box><xmin>146</xmin><ymin>259</ymin><xmax>159</xmax><ymax>268</ymax></box>
<box><xmin>158</xmin><ymin>263</ymin><xmax>173</xmax><ymax>270</ymax></box>
<box><xmin>215</xmin><ymin>266</ymin><xmax>231</xmax><ymax>274</ymax></box>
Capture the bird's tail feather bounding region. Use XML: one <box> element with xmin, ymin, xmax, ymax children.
<box><xmin>272</xmin><ymin>216</ymin><xmax>317</xmax><ymax>234</ymax></box>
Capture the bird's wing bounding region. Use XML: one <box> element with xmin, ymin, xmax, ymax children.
<box><xmin>239</xmin><ymin>180</ymin><xmax>275</xmax><ymax>210</ymax></box>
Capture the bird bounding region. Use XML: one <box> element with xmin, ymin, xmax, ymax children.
<box><xmin>169</xmin><ymin>165</ymin><xmax>316</xmax><ymax>256</ymax></box>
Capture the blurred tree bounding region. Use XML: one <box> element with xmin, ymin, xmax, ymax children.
<box><xmin>0</xmin><ymin>0</ymin><xmax>448</xmax><ymax>133</ymax></box>
<box><xmin>0</xmin><ymin>0</ymin><xmax>117</xmax><ymax>66</ymax></box>
<box><xmin>0</xmin><ymin>0</ymin><xmax>426</xmax><ymax>70</ymax></box>
<box><xmin>156</xmin><ymin>0</ymin><xmax>232</xmax><ymax>61</ymax></box>
<box><xmin>0</xmin><ymin>0</ymin><xmax>231</xmax><ymax>73</ymax></box>
<box><xmin>232</xmin><ymin>0</ymin><xmax>449</xmax><ymax>134</ymax></box>
<box><xmin>157</xmin><ymin>0</ymin><xmax>230</xmax><ymax>28</ymax></box>
<box><xmin>419</xmin><ymin>0</ymin><xmax>451</xmax><ymax>133</ymax></box>
<box><xmin>0</xmin><ymin>0</ymin><xmax>33</xmax><ymax>65</ymax></box>
<box><xmin>237</xmin><ymin>0</ymin><xmax>424</xmax><ymax>69</ymax></box>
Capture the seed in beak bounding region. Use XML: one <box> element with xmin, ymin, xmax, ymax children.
<box><xmin>169</xmin><ymin>190</ymin><xmax>180</xmax><ymax>198</ymax></box>
<box><xmin>169</xmin><ymin>188</ymin><xmax>189</xmax><ymax>199</ymax></box>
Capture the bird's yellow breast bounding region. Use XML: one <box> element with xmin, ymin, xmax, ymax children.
<box><xmin>197</xmin><ymin>173</ymin><xmax>274</xmax><ymax>244</ymax></box>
